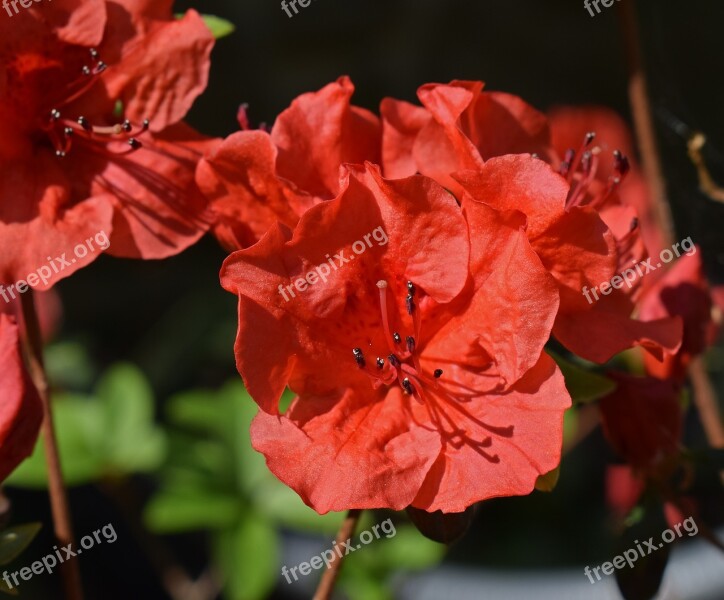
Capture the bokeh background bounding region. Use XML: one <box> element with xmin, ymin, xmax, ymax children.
<box><xmin>5</xmin><ymin>1</ymin><xmax>724</xmax><ymax>598</ymax></box>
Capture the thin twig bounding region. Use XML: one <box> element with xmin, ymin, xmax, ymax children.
<box><xmin>312</xmin><ymin>509</ymin><xmax>362</xmax><ymax>600</ymax></box>
<box><xmin>20</xmin><ymin>291</ymin><xmax>84</xmax><ymax>600</ymax></box>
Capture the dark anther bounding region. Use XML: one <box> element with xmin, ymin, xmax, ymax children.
<box><xmin>142</xmin><ymin>119</ymin><xmax>150</xmax><ymax>130</ymax></box>
<box><xmin>82</xmin><ymin>65</ymin><xmax>92</xmax><ymax>76</ymax></box>
<box><xmin>406</xmin><ymin>336</ymin><xmax>416</xmax><ymax>353</ymax></box>
<box><xmin>96</xmin><ymin>61</ymin><xmax>107</xmax><ymax>73</ymax></box>
<box><xmin>585</xmin><ymin>131</ymin><xmax>596</xmax><ymax>146</ymax></box>
<box><xmin>77</xmin><ymin>116</ymin><xmax>91</xmax><ymax>131</ymax></box>
<box><xmin>128</xmin><ymin>138</ymin><xmax>142</xmax><ymax>150</ymax></box>
<box><xmin>393</xmin><ymin>332</ymin><xmax>401</xmax><ymax>344</ymax></box>
<box><xmin>352</xmin><ymin>348</ymin><xmax>366</xmax><ymax>368</ymax></box>
<box><xmin>434</xmin><ymin>369</ymin><xmax>443</xmax><ymax>378</ymax></box>
<box><xmin>402</xmin><ymin>378</ymin><xmax>413</xmax><ymax>394</ymax></box>
<box><xmin>89</xmin><ymin>48</ymin><xmax>99</xmax><ymax>59</ymax></box>
<box><xmin>376</xmin><ymin>357</ymin><xmax>384</xmax><ymax>369</ymax></box>
<box><xmin>55</xmin><ymin>150</ymin><xmax>66</xmax><ymax>158</ymax></box>
<box><xmin>63</xmin><ymin>127</ymin><xmax>74</xmax><ymax>137</ymax></box>
<box><xmin>406</xmin><ymin>294</ymin><xmax>415</xmax><ymax>315</ymax></box>
<box><xmin>388</xmin><ymin>354</ymin><xmax>401</xmax><ymax>368</ymax></box>
<box><xmin>50</xmin><ymin>109</ymin><xmax>61</xmax><ymax>121</ymax></box>
<box><xmin>122</xmin><ymin>120</ymin><xmax>132</xmax><ymax>132</ymax></box>
<box><xmin>630</xmin><ymin>217</ymin><xmax>639</xmax><ymax>232</ymax></box>
<box><xmin>407</xmin><ymin>281</ymin><xmax>416</xmax><ymax>296</ymax></box>
<box><xmin>613</xmin><ymin>150</ymin><xmax>630</xmax><ymax>177</ymax></box>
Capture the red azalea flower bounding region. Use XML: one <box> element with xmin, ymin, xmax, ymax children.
<box><xmin>197</xmin><ymin>76</ymin><xmax>380</xmax><ymax>251</ymax></box>
<box><xmin>381</xmin><ymin>80</ymin><xmax>553</xmax><ymax>196</ymax></box>
<box><xmin>638</xmin><ymin>250</ymin><xmax>718</xmax><ymax>381</ymax></box>
<box><xmin>379</xmin><ymin>81</ymin><xmax>682</xmax><ymax>363</ymax></box>
<box><xmin>599</xmin><ymin>372</ymin><xmax>682</xmax><ymax>473</ymax></box>
<box><xmin>220</xmin><ymin>160</ymin><xmax>570</xmax><ymax>513</ymax></box>
<box><xmin>0</xmin><ymin>0</ymin><xmax>215</xmax><ymax>288</ymax></box>
<box><xmin>0</xmin><ymin>314</ymin><xmax>42</xmax><ymax>482</ymax></box>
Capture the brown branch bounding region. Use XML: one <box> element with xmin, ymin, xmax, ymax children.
<box><xmin>19</xmin><ymin>291</ymin><xmax>84</xmax><ymax>600</ymax></box>
<box><xmin>312</xmin><ymin>509</ymin><xmax>362</xmax><ymax>600</ymax></box>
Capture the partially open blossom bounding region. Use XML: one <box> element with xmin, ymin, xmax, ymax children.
<box><xmin>0</xmin><ymin>0</ymin><xmax>215</xmax><ymax>289</ymax></box>
<box><xmin>0</xmin><ymin>315</ymin><xmax>42</xmax><ymax>482</ymax></box>
<box><xmin>197</xmin><ymin>77</ymin><xmax>380</xmax><ymax>251</ymax></box>
<box><xmin>221</xmin><ymin>160</ymin><xmax>570</xmax><ymax>513</ymax></box>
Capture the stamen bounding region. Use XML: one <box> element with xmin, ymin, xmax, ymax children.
<box><xmin>406</xmin><ymin>336</ymin><xmax>416</xmax><ymax>353</ymax></box>
<box><xmin>353</xmin><ymin>348</ymin><xmax>366</xmax><ymax>368</ymax></box>
<box><xmin>393</xmin><ymin>332</ymin><xmax>401</xmax><ymax>344</ymax></box>
<box><xmin>376</xmin><ymin>357</ymin><xmax>384</xmax><ymax>369</ymax></box>
<box><xmin>434</xmin><ymin>369</ymin><xmax>443</xmax><ymax>378</ymax></box>
<box><xmin>388</xmin><ymin>354</ymin><xmax>401</xmax><ymax>368</ymax></box>
<box><xmin>406</xmin><ymin>294</ymin><xmax>415</xmax><ymax>315</ymax></box>
<box><xmin>402</xmin><ymin>378</ymin><xmax>414</xmax><ymax>395</ymax></box>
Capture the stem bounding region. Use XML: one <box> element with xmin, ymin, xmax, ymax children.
<box><xmin>20</xmin><ymin>291</ymin><xmax>84</xmax><ymax>600</ymax></box>
<box><xmin>617</xmin><ymin>0</ymin><xmax>676</xmax><ymax>246</ymax></box>
<box><xmin>617</xmin><ymin>2</ymin><xmax>724</xmax><ymax>472</ymax></box>
<box><xmin>312</xmin><ymin>509</ymin><xmax>362</xmax><ymax>600</ymax></box>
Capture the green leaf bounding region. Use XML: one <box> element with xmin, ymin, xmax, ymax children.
<box><xmin>44</xmin><ymin>342</ymin><xmax>96</xmax><ymax>390</ymax></box>
<box><xmin>7</xmin><ymin>363</ymin><xmax>165</xmax><ymax>488</ymax></box>
<box><xmin>367</xmin><ymin>524</ymin><xmax>445</xmax><ymax>571</ymax></box>
<box><xmin>213</xmin><ymin>515</ymin><xmax>278</xmax><ymax>600</ymax></box>
<box><xmin>175</xmin><ymin>13</ymin><xmax>235</xmax><ymax>39</ymax></box>
<box><xmin>548</xmin><ymin>350</ymin><xmax>616</xmax><ymax>404</ymax></box>
<box><xmin>535</xmin><ymin>465</ymin><xmax>561</xmax><ymax>492</ymax></box>
<box><xmin>97</xmin><ymin>364</ymin><xmax>166</xmax><ymax>473</ymax></box>
<box><xmin>0</xmin><ymin>523</ymin><xmax>42</xmax><ymax>565</ymax></box>
<box><xmin>145</xmin><ymin>491</ymin><xmax>241</xmax><ymax>533</ymax></box>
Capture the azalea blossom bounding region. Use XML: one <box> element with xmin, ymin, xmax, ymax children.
<box><xmin>0</xmin><ymin>0</ymin><xmax>215</xmax><ymax>289</ymax></box>
<box><xmin>197</xmin><ymin>76</ymin><xmax>379</xmax><ymax>251</ymax></box>
<box><xmin>221</xmin><ymin>161</ymin><xmax>571</xmax><ymax>513</ymax></box>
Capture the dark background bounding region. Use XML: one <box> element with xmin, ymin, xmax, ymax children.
<box><xmin>8</xmin><ymin>1</ymin><xmax>724</xmax><ymax>598</ymax></box>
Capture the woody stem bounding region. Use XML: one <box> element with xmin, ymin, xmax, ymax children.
<box><xmin>312</xmin><ymin>509</ymin><xmax>362</xmax><ymax>600</ymax></box>
<box><xmin>20</xmin><ymin>291</ymin><xmax>84</xmax><ymax>600</ymax></box>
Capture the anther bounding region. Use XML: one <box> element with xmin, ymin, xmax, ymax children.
<box><xmin>82</xmin><ymin>65</ymin><xmax>92</xmax><ymax>76</ymax></box>
<box><xmin>407</xmin><ymin>281</ymin><xmax>416</xmax><ymax>296</ymax></box>
<box><xmin>77</xmin><ymin>116</ymin><xmax>91</xmax><ymax>131</ymax></box>
<box><xmin>55</xmin><ymin>150</ymin><xmax>66</xmax><ymax>158</ymax></box>
<box><xmin>630</xmin><ymin>217</ymin><xmax>639</xmax><ymax>232</ymax></box>
<box><xmin>128</xmin><ymin>138</ymin><xmax>142</xmax><ymax>150</ymax></box>
<box><xmin>376</xmin><ymin>357</ymin><xmax>384</xmax><ymax>369</ymax></box>
<box><xmin>388</xmin><ymin>354</ymin><xmax>401</xmax><ymax>368</ymax></box>
<box><xmin>96</xmin><ymin>61</ymin><xmax>107</xmax><ymax>73</ymax></box>
<box><xmin>50</xmin><ymin>109</ymin><xmax>61</xmax><ymax>121</ymax></box>
<box><xmin>434</xmin><ymin>369</ymin><xmax>443</xmax><ymax>378</ymax></box>
<box><xmin>89</xmin><ymin>48</ymin><xmax>99</xmax><ymax>59</ymax></box>
<box><xmin>122</xmin><ymin>120</ymin><xmax>132</xmax><ymax>133</ymax></box>
<box><xmin>353</xmin><ymin>348</ymin><xmax>366</xmax><ymax>368</ymax></box>
<box><xmin>613</xmin><ymin>150</ymin><xmax>630</xmax><ymax>177</ymax></box>
<box><xmin>402</xmin><ymin>378</ymin><xmax>414</xmax><ymax>395</ymax></box>
<box><xmin>585</xmin><ymin>131</ymin><xmax>596</xmax><ymax>146</ymax></box>
<box><xmin>393</xmin><ymin>332</ymin><xmax>401</xmax><ymax>344</ymax></box>
<box><xmin>406</xmin><ymin>294</ymin><xmax>415</xmax><ymax>316</ymax></box>
<box><xmin>406</xmin><ymin>336</ymin><xmax>416</xmax><ymax>353</ymax></box>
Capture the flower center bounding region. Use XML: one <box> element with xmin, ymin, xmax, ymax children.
<box><xmin>559</xmin><ymin>131</ymin><xmax>631</xmax><ymax>209</ymax></box>
<box><xmin>350</xmin><ymin>279</ymin><xmax>513</xmax><ymax>461</ymax></box>
<box><xmin>39</xmin><ymin>49</ymin><xmax>149</xmax><ymax>158</ymax></box>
